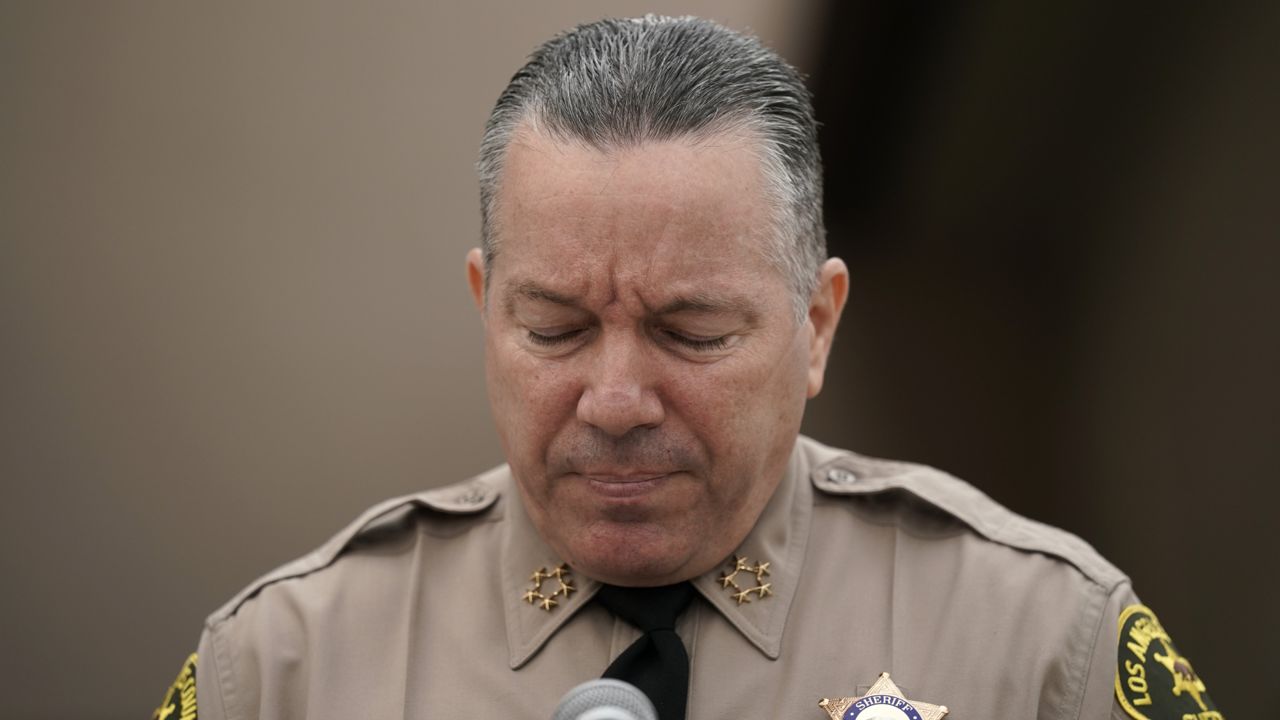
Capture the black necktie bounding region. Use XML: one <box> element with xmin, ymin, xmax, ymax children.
<box><xmin>596</xmin><ymin>582</ymin><xmax>696</xmax><ymax>720</ymax></box>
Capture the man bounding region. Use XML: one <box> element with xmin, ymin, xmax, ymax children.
<box><xmin>154</xmin><ymin>16</ymin><xmax>1220</xmax><ymax>720</ymax></box>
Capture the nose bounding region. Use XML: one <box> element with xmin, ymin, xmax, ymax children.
<box><xmin>576</xmin><ymin>332</ymin><xmax>665</xmax><ymax>438</ymax></box>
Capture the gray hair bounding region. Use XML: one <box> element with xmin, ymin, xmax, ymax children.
<box><xmin>477</xmin><ymin>15</ymin><xmax>825</xmax><ymax>319</ymax></box>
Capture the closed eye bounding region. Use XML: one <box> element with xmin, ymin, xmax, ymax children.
<box><xmin>664</xmin><ymin>331</ymin><xmax>729</xmax><ymax>352</ymax></box>
<box><xmin>527</xmin><ymin>329</ymin><xmax>586</xmax><ymax>346</ymax></box>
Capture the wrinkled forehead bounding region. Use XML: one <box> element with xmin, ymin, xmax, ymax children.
<box><xmin>486</xmin><ymin>122</ymin><xmax>782</xmax><ymax>266</ymax></box>
<box><xmin>483</xmin><ymin>124</ymin><xmax>794</xmax><ymax>314</ymax></box>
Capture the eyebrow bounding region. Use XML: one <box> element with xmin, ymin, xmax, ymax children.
<box><xmin>653</xmin><ymin>294</ymin><xmax>761</xmax><ymax>324</ymax></box>
<box><xmin>504</xmin><ymin>281</ymin><xmax>582</xmax><ymax>315</ymax></box>
<box><xmin>504</xmin><ymin>280</ymin><xmax>760</xmax><ymax>324</ymax></box>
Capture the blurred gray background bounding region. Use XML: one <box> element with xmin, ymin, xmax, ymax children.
<box><xmin>2</xmin><ymin>1</ymin><xmax>1275</xmax><ymax>718</ymax></box>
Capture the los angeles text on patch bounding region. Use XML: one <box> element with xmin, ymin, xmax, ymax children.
<box><xmin>1115</xmin><ymin>604</ymin><xmax>1222</xmax><ymax>720</ymax></box>
<box><xmin>153</xmin><ymin>653</ymin><xmax>197</xmax><ymax>720</ymax></box>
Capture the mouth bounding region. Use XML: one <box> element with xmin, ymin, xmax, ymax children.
<box><xmin>579</xmin><ymin>472</ymin><xmax>672</xmax><ymax>499</ymax></box>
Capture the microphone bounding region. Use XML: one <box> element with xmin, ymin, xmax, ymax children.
<box><xmin>551</xmin><ymin>678</ymin><xmax>658</xmax><ymax>720</ymax></box>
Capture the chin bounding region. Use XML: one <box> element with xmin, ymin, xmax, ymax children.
<box><xmin>567</xmin><ymin>522</ymin><xmax>698</xmax><ymax>586</ymax></box>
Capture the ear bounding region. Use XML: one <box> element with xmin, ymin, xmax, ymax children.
<box><xmin>806</xmin><ymin>257</ymin><xmax>850</xmax><ymax>398</ymax></box>
<box><xmin>465</xmin><ymin>247</ymin><xmax>486</xmax><ymax>312</ymax></box>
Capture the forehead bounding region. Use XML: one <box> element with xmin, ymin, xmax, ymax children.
<box><xmin>489</xmin><ymin>126</ymin><xmax>783</xmax><ymax>303</ymax></box>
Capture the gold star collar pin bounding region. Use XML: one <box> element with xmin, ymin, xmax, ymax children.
<box><xmin>718</xmin><ymin>554</ymin><xmax>773</xmax><ymax>605</ymax></box>
<box><xmin>820</xmin><ymin>673</ymin><xmax>948</xmax><ymax>720</ymax></box>
<box><xmin>521</xmin><ymin>563</ymin><xmax>575</xmax><ymax>611</ymax></box>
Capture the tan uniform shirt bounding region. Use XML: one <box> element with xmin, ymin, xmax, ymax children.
<box><xmin>176</xmin><ymin>436</ymin><xmax>1203</xmax><ymax>719</ymax></box>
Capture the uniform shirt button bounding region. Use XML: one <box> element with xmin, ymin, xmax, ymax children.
<box><xmin>827</xmin><ymin>468</ymin><xmax>858</xmax><ymax>485</ymax></box>
<box><xmin>455</xmin><ymin>487</ymin><xmax>486</xmax><ymax>505</ymax></box>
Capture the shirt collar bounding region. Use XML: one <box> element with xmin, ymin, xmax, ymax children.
<box><xmin>500</xmin><ymin>440</ymin><xmax>814</xmax><ymax>667</ymax></box>
<box><xmin>688</xmin><ymin>444</ymin><xmax>812</xmax><ymax>659</ymax></box>
<box><xmin>500</xmin><ymin>480</ymin><xmax>603</xmax><ymax>669</ymax></box>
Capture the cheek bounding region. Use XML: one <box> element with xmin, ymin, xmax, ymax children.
<box><xmin>485</xmin><ymin>339</ymin><xmax>579</xmax><ymax>452</ymax></box>
<box><xmin>693</xmin><ymin>340</ymin><xmax>806</xmax><ymax>409</ymax></box>
<box><xmin>661</xmin><ymin>362</ymin><xmax>761</xmax><ymax>454</ymax></box>
<box><xmin>666</xmin><ymin>339</ymin><xmax>809</xmax><ymax>462</ymax></box>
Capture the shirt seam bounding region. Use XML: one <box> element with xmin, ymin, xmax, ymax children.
<box><xmin>1066</xmin><ymin>577</ymin><xmax>1127</xmax><ymax>720</ymax></box>
<box><xmin>207</xmin><ymin>617</ymin><xmax>241</xmax><ymax>720</ymax></box>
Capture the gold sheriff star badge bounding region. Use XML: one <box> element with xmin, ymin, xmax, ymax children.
<box><xmin>820</xmin><ymin>673</ymin><xmax>948</xmax><ymax>720</ymax></box>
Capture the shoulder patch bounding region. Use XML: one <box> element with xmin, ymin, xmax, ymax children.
<box><xmin>152</xmin><ymin>653</ymin><xmax>197</xmax><ymax>720</ymax></box>
<box><xmin>1115</xmin><ymin>604</ymin><xmax>1222</xmax><ymax>719</ymax></box>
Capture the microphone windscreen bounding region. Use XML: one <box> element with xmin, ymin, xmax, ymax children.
<box><xmin>551</xmin><ymin>678</ymin><xmax>658</xmax><ymax>720</ymax></box>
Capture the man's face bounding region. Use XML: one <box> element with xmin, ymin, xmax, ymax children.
<box><xmin>468</xmin><ymin>126</ymin><xmax>843</xmax><ymax>586</ymax></box>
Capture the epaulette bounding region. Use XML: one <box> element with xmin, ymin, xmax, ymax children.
<box><xmin>206</xmin><ymin>465</ymin><xmax>505</xmax><ymax>625</ymax></box>
<box><xmin>808</xmin><ymin>442</ymin><xmax>1127</xmax><ymax>591</ymax></box>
